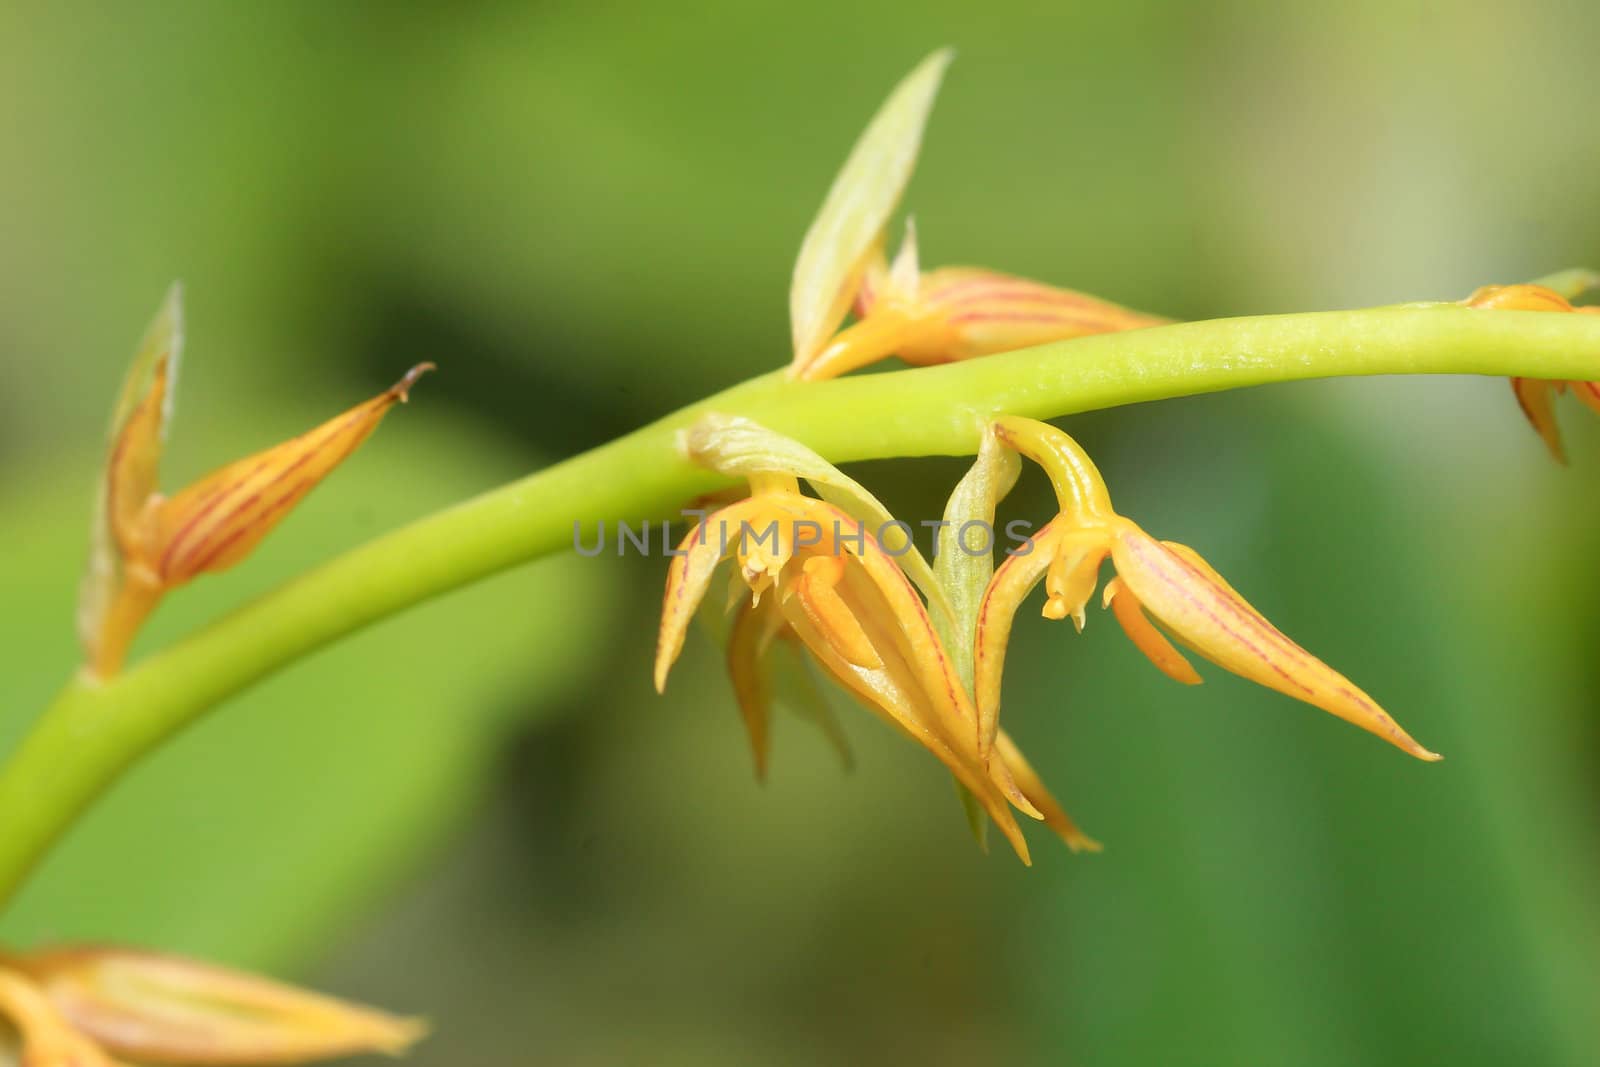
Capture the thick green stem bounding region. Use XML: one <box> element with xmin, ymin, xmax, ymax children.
<box><xmin>1</xmin><ymin>303</ymin><xmax>1598</xmax><ymax>910</ymax></box>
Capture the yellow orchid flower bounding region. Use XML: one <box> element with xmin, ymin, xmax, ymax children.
<box><xmin>79</xmin><ymin>286</ymin><xmax>433</xmax><ymax>678</ymax></box>
<box><xmin>973</xmin><ymin>415</ymin><xmax>1441</xmax><ymax>766</ymax></box>
<box><xmin>786</xmin><ymin>51</ymin><xmax>1166</xmax><ymax>383</ymax></box>
<box><xmin>655</xmin><ymin>415</ymin><xmax>1097</xmax><ymax>863</ymax></box>
<box><xmin>1462</xmin><ymin>280</ymin><xmax>1600</xmax><ymax>463</ymax></box>
<box><xmin>0</xmin><ymin>944</ymin><xmax>422</xmax><ymax>1065</ymax></box>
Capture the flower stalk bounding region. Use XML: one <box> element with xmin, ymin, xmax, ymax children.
<box><xmin>0</xmin><ymin>302</ymin><xmax>1596</xmax><ymax>905</ymax></box>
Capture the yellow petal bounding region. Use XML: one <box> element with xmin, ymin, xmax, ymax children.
<box><xmin>0</xmin><ymin>966</ymin><xmax>122</xmax><ymax>1067</ymax></box>
<box><xmin>1103</xmin><ymin>575</ymin><xmax>1202</xmax><ymax>685</ymax></box>
<box><xmin>789</xmin><ymin>49</ymin><xmax>952</xmax><ymax>373</ymax></box>
<box><xmin>825</xmin><ymin>504</ymin><xmax>982</xmax><ymax>740</ymax></box>
<box><xmin>973</xmin><ymin>521</ymin><xmax>1060</xmax><ymax>759</ymax></box>
<box><xmin>1511</xmin><ymin>377</ymin><xmax>1568</xmax><ymax>464</ymax></box>
<box><xmin>1462</xmin><ymin>282</ymin><xmax>1575</xmax><ymax>313</ymax></box>
<box><xmin>781</xmin><ymin>513</ymin><xmax>1040</xmax><ymax>858</ymax></box>
<box><xmin>15</xmin><ymin>947</ymin><xmax>424</xmax><ymax>1065</ymax></box>
<box><xmin>982</xmin><ymin>741</ymin><xmax>1046</xmax><ymax>823</ymax></box>
<box><xmin>899</xmin><ymin>267</ymin><xmax>1168</xmax><ymax>366</ymax></box>
<box><xmin>792</xmin><ymin>303</ymin><xmax>943</xmax><ymax>382</ymax></box>
<box><xmin>993</xmin><ymin>731</ymin><xmax>1102</xmax><ymax>853</ymax></box>
<box><xmin>656</xmin><ymin>498</ymin><xmax>760</xmax><ymax>691</ymax></box>
<box><xmin>1109</xmin><ymin>521</ymin><xmax>1441</xmax><ymax>761</ymax></box>
<box><xmin>148</xmin><ymin>364</ymin><xmax>433</xmax><ymax>587</ymax></box>
<box><xmin>802</xmin><ymin>259</ymin><xmax>1168</xmax><ymax>381</ymax></box>
<box><xmin>783</xmin><ymin>598</ymin><xmax>1034</xmax><ymax>865</ymax></box>
<box><xmin>973</xmin><ymin>520</ymin><xmax>1105</xmax><ymax>759</ymax></box>
<box><xmin>789</xmin><ymin>555</ymin><xmax>882</xmax><ymax>669</ymax></box>
<box><xmin>1572</xmin><ymin>377</ymin><xmax>1600</xmax><ymax>416</ymax></box>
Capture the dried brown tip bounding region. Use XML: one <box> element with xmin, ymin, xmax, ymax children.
<box><xmin>390</xmin><ymin>362</ymin><xmax>437</xmax><ymax>402</ymax></box>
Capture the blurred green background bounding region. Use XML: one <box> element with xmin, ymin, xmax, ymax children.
<box><xmin>3</xmin><ymin>2</ymin><xmax>1600</xmax><ymax>1064</ymax></box>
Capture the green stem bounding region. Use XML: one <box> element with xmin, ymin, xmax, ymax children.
<box><xmin>2</xmin><ymin>303</ymin><xmax>1598</xmax><ymax>910</ymax></box>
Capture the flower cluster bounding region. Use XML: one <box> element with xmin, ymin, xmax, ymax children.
<box><xmin>646</xmin><ymin>50</ymin><xmax>1525</xmax><ymax>860</ymax></box>
<box><xmin>655</xmin><ymin>416</ymin><xmax>1100</xmax><ymax>862</ymax></box>
<box><xmin>654</xmin><ymin>412</ymin><xmax>1437</xmax><ymax>862</ymax></box>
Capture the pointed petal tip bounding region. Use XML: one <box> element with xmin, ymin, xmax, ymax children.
<box><xmin>652</xmin><ymin>654</ymin><xmax>674</xmax><ymax>694</ymax></box>
<box><xmin>920</xmin><ymin>47</ymin><xmax>956</xmax><ymax>86</ymax></box>
<box><xmin>992</xmin><ymin>812</ymin><xmax>1032</xmax><ymax>866</ymax></box>
<box><xmin>906</xmin><ymin>45</ymin><xmax>956</xmax><ymax>89</ymax></box>
<box><xmin>377</xmin><ymin>1014</ymin><xmax>431</xmax><ymax>1055</ymax></box>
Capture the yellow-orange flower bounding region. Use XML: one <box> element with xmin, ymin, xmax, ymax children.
<box><xmin>655</xmin><ymin>415</ymin><xmax>1097</xmax><ymax>862</ymax></box>
<box><xmin>784</xmin><ymin>51</ymin><xmax>1165</xmax><ymax>383</ymax></box>
<box><xmin>973</xmin><ymin>416</ymin><xmax>1440</xmax><ymax>765</ymax></box>
<box><xmin>1463</xmin><ymin>281</ymin><xmax>1600</xmax><ymax>463</ymax></box>
<box><xmin>795</xmin><ymin>226</ymin><xmax>1168</xmax><ymax>380</ymax></box>
<box><xmin>0</xmin><ymin>944</ymin><xmax>422</xmax><ymax>1065</ymax></box>
<box><xmin>79</xmin><ymin>286</ymin><xmax>432</xmax><ymax>678</ymax></box>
